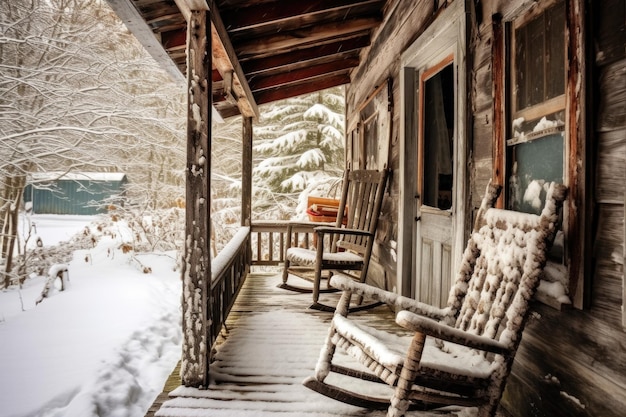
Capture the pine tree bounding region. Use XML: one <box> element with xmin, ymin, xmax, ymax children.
<box><xmin>252</xmin><ymin>87</ymin><xmax>345</xmax><ymax>220</ymax></box>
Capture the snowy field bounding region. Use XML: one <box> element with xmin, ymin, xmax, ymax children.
<box><xmin>0</xmin><ymin>214</ymin><xmax>182</xmax><ymax>417</ymax></box>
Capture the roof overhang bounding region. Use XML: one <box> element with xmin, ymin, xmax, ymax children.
<box><xmin>106</xmin><ymin>0</ymin><xmax>388</xmax><ymax>120</ymax></box>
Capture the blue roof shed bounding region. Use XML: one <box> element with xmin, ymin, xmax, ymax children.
<box><xmin>24</xmin><ymin>172</ymin><xmax>128</xmax><ymax>215</ymax></box>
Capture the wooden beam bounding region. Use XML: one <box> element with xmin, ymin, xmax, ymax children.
<box><xmin>254</xmin><ymin>73</ymin><xmax>350</xmax><ymax>104</ymax></box>
<box><xmin>181</xmin><ymin>8</ymin><xmax>211</xmax><ymax>389</ymax></box>
<box><xmin>222</xmin><ymin>0</ymin><xmax>384</xmax><ymax>31</ymax></box>
<box><xmin>213</xmin><ymin>103</ymin><xmax>242</xmax><ymax>119</ymax></box>
<box><xmin>208</xmin><ymin>0</ymin><xmax>259</xmax><ymax>119</ymax></box>
<box><xmin>173</xmin><ymin>0</ymin><xmax>208</xmax><ymax>21</ymax></box>
<box><xmin>241</xmin><ymin>36</ymin><xmax>370</xmax><ymax>75</ymax></box>
<box><xmin>172</xmin><ymin>0</ymin><xmax>258</xmax><ymax>118</ymax></box>
<box><xmin>250</xmin><ymin>51</ymin><xmax>361</xmax><ymax>80</ymax></box>
<box><xmin>248</xmin><ymin>59</ymin><xmax>358</xmax><ymax>91</ymax></box>
<box><xmin>233</xmin><ymin>17</ymin><xmax>380</xmax><ymax>57</ymax></box>
<box><xmin>145</xmin><ymin>13</ymin><xmax>183</xmax><ymax>26</ymax></box>
<box><xmin>565</xmin><ymin>0</ymin><xmax>587</xmax><ymax>309</ymax></box>
<box><xmin>491</xmin><ymin>13</ymin><xmax>505</xmax><ymax>208</ymax></box>
<box><xmin>105</xmin><ymin>0</ymin><xmax>185</xmax><ymax>84</ymax></box>
<box><xmin>241</xmin><ymin>117</ymin><xmax>253</xmax><ymax>227</ymax></box>
<box><xmin>161</xmin><ymin>28</ymin><xmax>186</xmax><ymax>50</ymax></box>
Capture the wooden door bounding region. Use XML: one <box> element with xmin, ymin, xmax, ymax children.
<box><xmin>415</xmin><ymin>57</ymin><xmax>456</xmax><ymax>308</ymax></box>
<box><xmin>398</xmin><ymin>0</ymin><xmax>467</xmax><ymax>304</ymax></box>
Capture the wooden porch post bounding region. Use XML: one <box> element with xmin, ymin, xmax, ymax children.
<box><xmin>241</xmin><ymin>116</ymin><xmax>253</xmax><ymax>227</ymax></box>
<box><xmin>181</xmin><ymin>7</ymin><xmax>212</xmax><ymax>388</ymax></box>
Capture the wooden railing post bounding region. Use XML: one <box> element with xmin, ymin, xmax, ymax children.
<box><xmin>242</xmin><ymin>117</ymin><xmax>253</xmax><ymax>227</ymax></box>
<box><xmin>242</xmin><ymin>117</ymin><xmax>253</xmax><ymax>275</ymax></box>
<box><xmin>181</xmin><ymin>6</ymin><xmax>212</xmax><ymax>389</ymax></box>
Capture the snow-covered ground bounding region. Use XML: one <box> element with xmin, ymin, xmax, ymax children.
<box><xmin>0</xmin><ymin>214</ymin><xmax>182</xmax><ymax>417</ymax></box>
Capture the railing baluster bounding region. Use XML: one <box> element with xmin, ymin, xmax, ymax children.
<box><xmin>268</xmin><ymin>232</ymin><xmax>274</xmax><ymax>261</ymax></box>
<box><xmin>256</xmin><ymin>231</ymin><xmax>262</xmax><ymax>262</ymax></box>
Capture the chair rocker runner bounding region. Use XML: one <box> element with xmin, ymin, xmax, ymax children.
<box><xmin>279</xmin><ymin>169</ymin><xmax>389</xmax><ymax>311</ymax></box>
<box><xmin>304</xmin><ymin>181</ymin><xmax>567</xmax><ymax>417</ymax></box>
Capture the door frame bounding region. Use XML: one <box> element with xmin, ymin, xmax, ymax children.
<box><xmin>398</xmin><ymin>0</ymin><xmax>469</xmax><ymax>297</ymax></box>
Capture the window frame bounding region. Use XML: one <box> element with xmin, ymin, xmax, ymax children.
<box><xmin>493</xmin><ymin>0</ymin><xmax>588</xmax><ymax>310</ymax></box>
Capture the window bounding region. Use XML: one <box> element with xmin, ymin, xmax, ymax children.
<box><xmin>505</xmin><ymin>0</ymin><xmax>572</xmax><ymax>308</ymax></box>
<box><xmin>495</xmin><ymin>0</ymin><xmax>586</xmax><ymax>309</ymax></box>
<box><xmin>508</xmin><ymin>0</ymin><xmax>566</xmax><ymax>215</ymax></box>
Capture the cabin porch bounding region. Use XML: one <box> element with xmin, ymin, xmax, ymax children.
<box><xmin>144</xmin><ymin>223</ymin><xmax>510</xmax><ymax>417</ymax></box>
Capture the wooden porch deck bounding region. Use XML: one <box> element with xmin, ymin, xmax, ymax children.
<box><xmin>146</xmin><ymin>270</ymin><xmax>505</xmax><ymax>417</ymax></box>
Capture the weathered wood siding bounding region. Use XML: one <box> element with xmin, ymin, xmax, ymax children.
<box><xmin>505</xmin><ymin>303</ymin><xmax>626</xmax><ymax>417</ymax></box>
<box><xmin>594</xmin><ymin>0</ymin><xmax>626</xmax><ymax>329</ymax></box>
<box><xmin>346</xmin><ymin>0</ymin><xmax>438</xmax><ymax>291</ymax></box>
<box><xmin>471</xmin><ymin>1</ymin><xmax>626</xmax><ymax>416</ymax></box>
<box><xmin>345</xmin><ymin>0</ymin><xmax>626</xmax><ymax>416</ymax></box>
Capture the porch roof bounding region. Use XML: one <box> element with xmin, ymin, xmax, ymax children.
<box><xmin>106</xmin><ymin>0</ymin><xmax>388</xmax><ymax>120</ymax></box>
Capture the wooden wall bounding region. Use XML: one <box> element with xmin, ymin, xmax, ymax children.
<box><xmin>346</xmin><ymin>0</ymin><xmax>438</xmax><ymax>291</ymax></box>
<box><xmin>592</xmin><ymin>0</ymin><xmax>626</xmax><ymax>329</ymax></box>
<box><xmin>476</xmin><ymin>2</ymin><xmax>626</xmax><ymax>416</ymax></box>
<box><xmin>345</xmin><ymin>0</ymin><xmax>626</xmax><ymax>415</ymax></box>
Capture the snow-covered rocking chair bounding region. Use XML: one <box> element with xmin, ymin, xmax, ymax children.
<box><xmin>304</xmin><ymin>181</ymin><xmax>567</xmax><ymax>417</ymax></box>
<box><xmin>279</xmin><ymin>168</ymin><xmax>389</xmax><ymax>311</ymax></box>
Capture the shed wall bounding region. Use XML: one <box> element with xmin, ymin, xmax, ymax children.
<box><xmin>24</xmin><ymin>178</ymin><xmax>127</xmax><ymax>215</ymax></box>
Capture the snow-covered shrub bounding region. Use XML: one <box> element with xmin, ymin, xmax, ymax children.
<box><xmin>16</xmin><ymin>218</ymin><xmax>106</xmax><ymax>286</ymax></box>
<box><xmin>104</xmin><ymin>204</ymin><xmax>185</xmax><ymax>253</ymax></box>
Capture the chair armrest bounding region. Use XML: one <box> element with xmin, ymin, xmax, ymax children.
<box><xmin>314</xmin><ymin>226</ymin><xmax>372</xmax><ymax>237</ymax></box>
<box><xmin>285</xmin><ymin>221</ymin><xmax>335</xmax><ymax>249</ymax></box>
<box><xmin>395</xmin><ymin>310</ymin><xmax>512</xmax><ymax>356</ymax></box>
<box><xmin>330</xmin><ymin>275</ymin><xmax>448</xmax><ymax>320</ymax></box>
<box><xmin>288</xmin><ymin>221</ymin><xmax>334</xmax><ymax>232</ymax></box>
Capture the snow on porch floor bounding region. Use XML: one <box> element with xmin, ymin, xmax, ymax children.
<box><xmin>148</xmin><ymin>271</ymin><xmax>501</xmax><ymax>417</ymax></box>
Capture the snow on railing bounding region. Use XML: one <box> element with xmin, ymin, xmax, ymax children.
<box><xmin>207</xmin><ymin>221</ymin><xmax>319</xmax><ymax>356</ymax></box>
<box><xmin>250</xmin><ymin>220</ymin><xmax>320</xmax><ymax>266</ymax></box>
<box><xmin>211</xmin><ymin>227</ymin><xmax>250</xmax><ymax>281</ymax></box>
<box><xmin>209</xmin><ymin>227</ymin><xmax>250</xmax><ymax>349</ymax></box>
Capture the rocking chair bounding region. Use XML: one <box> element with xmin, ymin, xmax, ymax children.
<box><xmin>279</xmin><ymin>168</ymin><xmax>389</xmax><ymax>311</ymax></box>
<box><xmin>304</xmin><ymin>181</ymin><xmax>567</xmax><ymax>417</ymax></box>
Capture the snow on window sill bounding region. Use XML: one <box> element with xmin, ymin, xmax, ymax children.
<box><xmin>534</xmin><ymin>260</ymin><xmax>571</xmax><ymax>311</ymax></box>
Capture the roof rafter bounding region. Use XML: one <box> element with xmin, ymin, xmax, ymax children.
<box><xmin>106</xmin><ymin>0</ymin><xmax>388</xmax><ymax>119</ymax></box>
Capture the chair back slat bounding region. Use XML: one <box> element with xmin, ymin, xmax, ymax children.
<box><xmin>340</xmin><ymin>169</ymin><xmax>387</xmax><ymax>253</ymax></box>
<box><xmin>448</xmin><ymin>182</ymin><xmax>567</xmax><ymax>348</ymax></box>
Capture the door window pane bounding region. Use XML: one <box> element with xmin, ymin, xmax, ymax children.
<box><xmin>422</xmin><ymin>63</ymin><xmax>454</xmax><ymax>210</ymax></box>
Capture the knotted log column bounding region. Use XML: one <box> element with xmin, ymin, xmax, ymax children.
<box><xmin>181</xmin><ymin>7</ymin><xmax>212</xmax><ymax>388</ymax></box>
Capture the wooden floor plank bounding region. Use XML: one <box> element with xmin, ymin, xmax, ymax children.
<box><xmin>146</xmin><ymin>270</ymin><xmax>505</xmax><ymax>417</ymax></box>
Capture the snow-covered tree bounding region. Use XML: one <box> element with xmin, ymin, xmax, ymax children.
<box><xmin>0</xmin><ymin>0</ymin><xmax>186</xmax><ymax>287</ymax></box>
<box><xmin>252</xmin><ymin>88</ymin><xmax>345</xmax><ymax>220</ymax></box>
<box><xmin>209</xmin><ymin>118</ymin><xmax>244</xmax><ymax>251</ymax></box>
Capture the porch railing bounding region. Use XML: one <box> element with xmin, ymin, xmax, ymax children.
<box><xmin>250</xmin><ymin>220</ymin><xmax>289</xmax><ymax>265</ymax></box>
<box><xmin>250</xmin><ymin>220</ymin><xmax>323</xmax><ymax>265</ymax></box>
<box><xmin>208</xmin><ymin>221</ymin><xmax>318</xmax><ymax>350</ymax></box>
<box><xmin>209</xmin><ymin>227</ymin><xmax>250</xmax><ymax>348</ymax></box>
